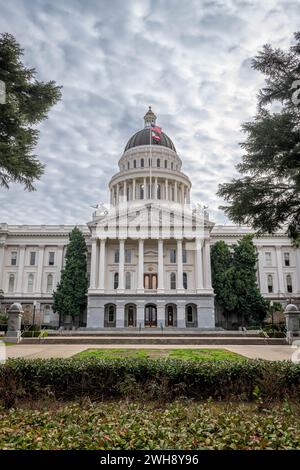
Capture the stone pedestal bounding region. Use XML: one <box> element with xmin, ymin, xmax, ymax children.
<box><xmin>284</xmin><ymin>304</ymin><xmax>300</xmax><ymax>344</ymax></box>
<box><xmin>5</xmin><ymin>303</ymin><xmax>23</xmax><ymax>343</ymax></box>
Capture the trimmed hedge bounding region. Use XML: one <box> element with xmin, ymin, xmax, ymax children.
<box><xmin>1</xmin><ymin>357</ymin><xmax>300</xmax><ymax>407</ymax></box>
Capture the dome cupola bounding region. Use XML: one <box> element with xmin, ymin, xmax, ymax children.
<box><xmin>124</xmin><ymin>107</ymin><xmax>176</xmax><ymax>152</ymax></box>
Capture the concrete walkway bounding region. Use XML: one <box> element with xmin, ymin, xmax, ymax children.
<box><xmin>2</xmin><ymin>343</ymin><xmax>295</xmax><ymax>361</ymax></box>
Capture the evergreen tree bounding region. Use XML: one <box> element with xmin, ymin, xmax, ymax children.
<box><xmin>232</xmin><ymin>235</ymin><xmax>268</xmax><ymax>325</ymax></box>
<box><xmin>211</xmin><ymin>236</ymin><xmax>268</xmax><ymax>326</ymax></box>
<box><xmin>0</xmin><ymin>33</ymin><xmax>62</xmax><ymax>190</ymax></box>
<box><xmin>53</xmin><ymin>228</ymin><xmax>88</xmax><ymax>325</ymax></box>
<box><xmin>211</xmin><ymin>241</ymin><xmax>237</xmax><ymax>324</ymax></box>
<box><xmin>218</xmin><ymin>32</ymin><xmax>300</xmax><ymax>244</ymax></box>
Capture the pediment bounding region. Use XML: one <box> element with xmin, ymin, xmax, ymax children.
<box><xmin>87</xmin><ymin>201</ymin><xmax>214</xmax><ymax>238</ymax></box>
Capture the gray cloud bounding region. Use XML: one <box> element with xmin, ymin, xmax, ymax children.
<box><xmin>0</xmin><ymin>0</ymin><xmax>299</xmax><ymax>225</ymax></box>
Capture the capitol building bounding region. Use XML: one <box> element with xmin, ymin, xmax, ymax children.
<box><xmin>0</xmin><ymin>108</ymin><xmax>299</xmax><ymax>329</ymax></box>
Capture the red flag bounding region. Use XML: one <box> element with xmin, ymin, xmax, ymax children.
<box><xmin>151</xmin><ymin>125</ymin><xmax>162</xmax><ymax>134</ymax></box>
<box><xmin>152</xmin><ymin>131</ymin><xmax>160</xmax><ymax>141</ymax></box>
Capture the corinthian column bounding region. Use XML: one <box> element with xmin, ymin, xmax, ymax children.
<box><xmin>157</xmin><ymin>239</ymin><xmax>164</xmax><ymax>293</ymax></box>
<box><xmin>195</xmin><ymin>238</ymin><xmax>203</xmax><ymax>292</ymax></box>
<box><xmin>98</xmin><ymin>238</ymin><xmax>106</xmax><ymax>292</ymax></box>
<box><xmin>137</xmin><ymin>239</ymin><xmax>144</xmax><ymax>293</ymax></box>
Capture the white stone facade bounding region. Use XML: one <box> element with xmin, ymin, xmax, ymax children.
<box><xmin>0</xmin><ymin>109</ymin><xmax>299</xmax><ymax>328</ymax></box>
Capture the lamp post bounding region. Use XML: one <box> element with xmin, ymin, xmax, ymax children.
<box><xmin>270</xmin><ymin>300</ymin><xmax>274</xmax><ymax>336</ymax></box>
<box><xmin>33</xmin><ymin>300</ymin><xmax>37</xmax><ymax>327</ymax></box>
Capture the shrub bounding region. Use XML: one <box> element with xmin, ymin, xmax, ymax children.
<box><xmin>0</xmin><ymin>358</ymin><xmax>300</xmax><ymax>408</ymax></box>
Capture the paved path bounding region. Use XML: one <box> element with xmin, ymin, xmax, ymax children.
<box><xmin>2</xmin><ymin>343</ymin><xmax>295</xmax><ymax>361</ymax></box>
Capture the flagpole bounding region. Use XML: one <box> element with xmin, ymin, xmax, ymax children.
<box><xmin>149</xmin><ymin>120</ymin><xmax>152</xmax><ymax>200</ymax></box>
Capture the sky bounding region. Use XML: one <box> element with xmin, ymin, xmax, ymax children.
<box><xmin>0</xmin><ymin>0</ymin><xmax>299</xmax><ymax>226</ymax></box>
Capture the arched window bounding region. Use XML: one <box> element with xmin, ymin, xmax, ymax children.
<box><xmin>141</xmin><ymin>158</ymin><xmax>144</xmax><ymax>168</ymax></box>
<box><xmin>157</xmin><ymin>184</ymin><xmax>161</xmax><ymax>199</ymax></box>
<box><xmin>47</xmin><ymin>274</ymin><xmax>53</xmax><ymax>293</ymax></box>
<box><xmin>140</xmin><ymin>184</ymin><xmax>144</xmax><ymax>199</ymax></box>
<box><xmin>27</xmin><ymin>273</ymin><xmax>34</xmax><ymax>293</ymax></box>
<box><xmin>267</xmin><ymin>275</ymin><xmax>273</xmax><ymax>293</ymax></box>
<box><xmin>157</xmin><ymin>158</ymin><xmax>160</xmax><ymax>167</ymax></box>
<box><xmin>8</xmin><ymin>274</ymin><xmax>15</xmax><ymax>293</ymax></box>
<box><xmin>287</xmin><ymin>274</ymin><xmax>293</xmax><ymax>293</ymax></box>
<box><xmin>127</xmin><ymin>161</ymin><xmax>130</xmax><ymax>169</ymax></box>
<box><xmin>125</xmin><ymin>272</ymin><xmax>131</xmax><ymax>290</ymax></box>
<box><xmin>183</xmin><ymin>272</ymin><xmax>187</xmax><ymax>289</ymax></box>
<box><xmin>114</xmin><ymin>272</ymin><xmax>119</xmax><ymax>289</ymax></box>
<box><xmin>108</xmin><ymin>305</ymin><xmax>115</xmax><ymax>323</ymax></box>
<box><xmin>170</xmin><ymin>272</ymin><xmax>176</xmax><ymax>290</ymax></box>
<box><xmin>133</xmin><ymin>159</ymin><xmax>136</xmax><ymax>168</ymax></box>
<box><xmin>187</xmin><ymin>305</ymin><xmax>193</xmax><ymax>323</ymax></box>
<box><xmin>164</xmin><ymin>160</ymin><xmax>168</xmax><ymax>169</ymax></box>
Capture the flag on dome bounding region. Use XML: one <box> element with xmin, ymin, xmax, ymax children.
<box><xmin>152</xmin><ymin>131</ymin><xmax>160</xmax><ymax>141</ymax></box>
<box><xmin>151</xmin><ymin>123</ymin><xmax>162</xmax><ymax>142</ymax></box>
<box><xmin>151</xmin><ymin>124</ymin><xmax>162</xmax><ymax>134</ymax></box>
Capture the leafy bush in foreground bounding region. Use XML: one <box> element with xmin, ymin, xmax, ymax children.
<box><xmin>0</xmin><ymin>357</ymin><xmax>300</xmax><ymax>408</ymax></box>
<box><xmin>1</xmin><ymin>401</ymin><xmax>300</xmax><ymax>450</ymax></box>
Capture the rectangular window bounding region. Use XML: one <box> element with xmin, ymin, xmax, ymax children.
<box><xmin>30</xmin><ymin>252</ymin><xmax>36</xmax><ymax>266</ymax></box>
<box><xmin>284</xmin><ymin>252</ymin><xmax>290</xmax><ymax>267</ymax></box>
<box><xmin>11</xmin><ymin>251</ymin><xmax>17</xmax><ymax>266</ymax></box>
<box><xmin>183</xmin><ymin>272</ymin><xmax>188</xmax><ymax>289</ymax></box>
<box><xmin>114</xmin><ymin>249</ymin><xmax>119</xmax><ymax>263</ymax></box>
<box><xmin>170</xmin><ymin>249</ymin><xmax>176</xmax><ymax>263</ymax></box>
<box><xmin>48</xmin><ymin>252</ymin><xmax>55</xmax><ymax>266</ymax></box>
<box><xmin>125</xmin><ymin>249</ymin><xmax>132</xmax><ymax>263</ymax></box>
<box><xmin>265</xmin><ymin>252</ymin><xmax>272</xmax><ymax>267</ymax></box>
<box><xmin>125</xmin><ymin>272</ymin><xmax>131</xmax><ymax>289</ymax></box>
<box><xmin>182</xmin><ymin>248</ymin><xmax>187</xmax><ymax>263</ymax></box>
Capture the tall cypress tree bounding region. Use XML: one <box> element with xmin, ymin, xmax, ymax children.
<box><xmin>232</xmin><ymin>235</ymin><xmax>268</xmax><ymax>325</ymax></box>
<box><xmin>53</xmin><ymin>227</ymin><xmax>88</xmax><ymax>326</ymax></box>
<box><xmin>211</xmin><ymin>236</ymin><xmax>268</xmax><ymax>327</ymax></box>
<box><xmin>211</xmin><ymin>241</ymin><xmax>237</xmax><ymax>326</ymax></box>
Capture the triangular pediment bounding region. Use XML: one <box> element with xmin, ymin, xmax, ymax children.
<box><xmin>87</xmin><ymin>201</ymin><xmax>214</xmax><ymax>239</ymax></box>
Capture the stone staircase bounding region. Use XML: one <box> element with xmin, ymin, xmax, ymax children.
<box><xmin>21</xmin><ymin>328</ymin><xmax>287</xmax><ymax>345</ymax></box>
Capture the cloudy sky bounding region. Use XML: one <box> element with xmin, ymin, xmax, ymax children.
<box><xmin>0</xmin><ymin>0</ymin><xmax>299</xmax><ymax>225</ymax></box>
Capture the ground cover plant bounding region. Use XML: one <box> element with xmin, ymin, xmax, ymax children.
<box><xmin>0</xmin><ymin>400</ymin><xmax>300</xmax><ymax>450</ymax></box>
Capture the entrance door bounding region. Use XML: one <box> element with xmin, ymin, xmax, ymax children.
<box><xmin>128</xmin><ymin>306</ymin><xmax>134</xmax><ymax>327</ymax></box>
<box><xmin>167</xmin><ymin>306</ymin><xmax>174</xmax><ymax>326</ymax></box>
<box><xmin>145</xmin><ymin>305</ymin><xmax>157</xmax><ymax>327</ymax></box>
<box><xmin>144</xmin><ymin>274</ymin><xmax>157</xmax><ymax>290</ymax></box>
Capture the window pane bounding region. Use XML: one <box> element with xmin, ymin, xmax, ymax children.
<box><xmin>47</xmin><ymin>274</ymin><xmax>53</xmax><ymax>293</ymax></box>
<box><xmin>30</xmin><ymin>252</ymin><xmax>36</xmax><ymax>266</ymax></box>
<box><xmin>183</xmin><ymin>272</ymin><xmax>187</xmax><ymax>289</ymax></box>
<box><xmin>267</xmin><ymin>275</ymin><xmax>273</xmax><ymax>293</ymax></box>
<box><xmin>287</xmin><ymin>275</ymin><xmax>292</xmax><ymax>293</ymax></box>
<box><xmin>265</xmin><ymin>252</ymin><xmax>271</xmax><ymax>266</ymax></box>
<box><xmin>125</xmin><ymin>272</ymin><xmax>131</xmax><ymax>289</ymax></box>
<box><xmin>114</xmin><ymin>249</ymin><xmax>119</xmax><ymax>263</ymax></box>
<box><xmin>182</xmin><ymin>248</ymin><xmax>187</xmax><ymax>263</ymax></box>
<box><xmin>28</xmin><ymin>274</ymin><xmax>34</xmax><ymax>293</ymax></box>
<box><xmin>125</xmin><ymin>249</ymin><xmax>131</xmax><ymax>263</ymax></box>
<box><xmin>170</xmin><ymin>249</ymin><xmax>176</xmax><ymax>263</ymax></box>
<box><xmin>114</xmin><ymin>273</ymin><xmax>119</xmax><ymax>289</ymax></box>
<box><xmin>11</xmin><ymin>252</ymin><xmax>17</xmax><ymax>266</ymax></box>
<box><xmin>170</xmin><ymin>272</ymin><xmax>176</xmax><ymax>289</ymax></box>
<box><xmin>8</xmin><ymin>274</ymin><xmax>15</xmax><ymax>292</ymax></box>
<box><xmin>49</xmin><ymin>252</ymin><xmax>55</xmax><ymax>266</ymax></box>
<box><xmin>284</xmin><ymin>253</ymin><xmax>290</xmax><ymax>266</ymax></box>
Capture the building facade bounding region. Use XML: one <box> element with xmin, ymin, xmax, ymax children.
<box><xmin>0</xmin><ymin>108</ymin><xmax>299</xmax><ymax>328</ymax></box>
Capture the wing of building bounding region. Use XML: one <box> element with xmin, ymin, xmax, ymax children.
<box><xmin>0</xmin><ymin>108</ymin><xmax>299</xmax><ymax>329</ymax></box>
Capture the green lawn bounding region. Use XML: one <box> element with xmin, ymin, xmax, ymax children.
<box><xmin>74</xmin><ymin>348</ymin><xmax>245</xmax><ymax>361</ymax></box>
<box><xmin>1</xmin><ymin>400</ymin><xmax>299</xmax><ymax>449</ymax></box>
